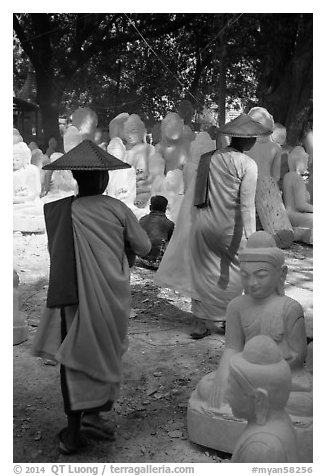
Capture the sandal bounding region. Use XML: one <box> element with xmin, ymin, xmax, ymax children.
<box><xmin>58</xmin><ymin>428</ymin><xmax>80</xmax><ymax>455</ymax></box>
<box><xmin>81</xmin><ymin>415</ymin><xmax>115</xmax><ymax>441</ymax></box>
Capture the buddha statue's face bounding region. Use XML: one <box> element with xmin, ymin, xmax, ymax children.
<box><xmin>240</xmin><ymin>261</ymin><xmax>281</xmax><ymax>300</ymax></box>
<box><xmin>125</xmin><ymin>128</ymin><xmax>142</xmax><ymax>146</ymax></box>
<box><xmin>226</xmin><ymin>373</ymin><xmax>255</xmax><ymax>420</ymax></box>
<box><xmin>13</xmin><ymin>155</ymin><xmax>25</xmax><ymax>171</ymax></box>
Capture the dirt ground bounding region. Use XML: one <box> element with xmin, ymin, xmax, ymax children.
<box><xmin>13</xmin><ymin>231</ymin><xmax>313</xmax><ymax>464</ymax></box>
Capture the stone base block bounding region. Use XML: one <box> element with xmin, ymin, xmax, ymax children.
<box><xmin>187</xmin><ymin>406</ymin><xmax>313</xmax><ymax>463</ymax></box>
<box><xmin>13</xmin><ymin>325</ymin><xmax>28</xmax><ymax>345</ymax></box>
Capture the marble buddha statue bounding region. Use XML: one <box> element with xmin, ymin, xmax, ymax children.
<box><xmin>228</xmin><ymin>335</ymin><xmax>298</xmax><ymax>463</ymax></box>
<box><xmin>187</xmin><ymin>231</ymin><xmax>312</xmax><ymax>461</ymax></box>
<box><xmin>41</xmin><ymin>127</ymin><xmax>80</xmax><ymax>202</ymax></box>
<box><xmin>13</xmin><ymin>142</ymin><xmax>41</xmax><ymax>207</ymax></box>
<box><xmin>247</xmin><ymin>107</ymin><xmax>282</xmax><ymax>182</ymax></box>
<box><xmin>123</xmin><ymin>114</ymin><xmax>165</xmax><ymax>209</ymax></box>
<box><xmin>13</xmin><ymin>140</ymin><xmax>45</xmax><ymax>232</ymax></box>
<box><xmin>282</xmin><ymin>146</ymin><xmax>313</xmax><ymax>244</ymax></box>
<box><xmin>190</xmin><ymin>230</ymin><xmax>312</xmax><ymax>418</ymax></box>
<box><xmin>155</xmin><ymin>112</ymin><xmax>193</xmax><ymax>173</ymax></box>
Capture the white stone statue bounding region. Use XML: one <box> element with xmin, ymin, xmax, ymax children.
<box><xmin>228</xmin><ymin>335</ymin><xmax>298</xmax><ymax>463</ymax></box>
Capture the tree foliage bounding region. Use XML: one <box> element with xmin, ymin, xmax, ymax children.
<box><xmin>13</xmin><ymin>13</ymin><xmax>312</xmax><ymax>146</ymax></box>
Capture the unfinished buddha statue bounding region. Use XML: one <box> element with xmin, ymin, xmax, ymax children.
<box><xmin>183</xmin><ymin>131</ymin><xmax>216</xmax><ymax>191</ymax></box>
<box><xmin>247</xmin><ymin>107</ymin><xmax>282</xmax><ymax>181</ymax></box>
<box><xmin>156</xmin><ymin>112</ymin><xmax>193</xmax><ymax>173</ymax></box>
<box><xmin>13</xmin><ymin>142</ymin><xmax>41</xmax><ymax>206</ymax></box>
<box><xmin>41</xmin><ymin>127</ymin><xmax>80</xmax><ymax>202</ymax></box>
<box><xmin>187</xmin><ymin>231</ymin><xmax>312</xmax><ymax>461</ymax></box>
<box><xmin>282</xmin><ymin>146</ymin><xmax>313</xmax><ymax>244</ymax></box>
<box><xmin>124</xmin><ymin>114</ymin><xmax>165</xmax><ymax>208</ymax></box>
<box><xmin>246</xmin><ymin>107</ymin><xmax>293</xmax><ymax>248</ymax></box>
<box><xmin>13</xmin><ymin>141</ymin><xmax>45</xmax><ymax>232</ymax></box>
<box><xmin>228</xmin><ymin>335</ymin><xmax>298</xmax><ymax>463</ymax></box>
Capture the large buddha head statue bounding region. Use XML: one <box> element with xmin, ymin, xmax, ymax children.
<box><xmin>124</xmin><ymin>114</ymin><xmax>146</xmax><ymax>147</ymax></box>
<box><xmin>239</xmin><ymin>231</ymin><xmax>287</xmax><ymax>298</ymax></box>
<box><xmin>227</xmin><ymin>335</ymin><xmax>291</xmax><ymax>424</ymax></box>
<box><xmin>13</xmin><ymin>142</ymin><xmax>31</xmax><ymax>171</ymax></box>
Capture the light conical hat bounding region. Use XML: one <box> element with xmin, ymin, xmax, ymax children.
<box><xmin>217</xmin><ymin>113</ymin><xmax>273</xmax><ymax>138</ymax></box>
<box><xmin>43</xmin><ymin>140</ymin><xmax>131</xmax><ymax>171</ymax></box>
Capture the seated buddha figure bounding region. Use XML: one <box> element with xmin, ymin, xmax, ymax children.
<box><xmin>124</xmin><ymin>114</ymin><xmax>165</xmax><ymax>208</ymax></box>
<box><xmin>190</xmin><ymin>231</ymin><xmax>312</xmax><ymax>420</ymax></box>
<box><xmin>228</xmin><ymin>335</ymin><xmax>298</xmax><ymax>463</ymax></box>
<box><xmin>13</xmin><ymin>142</ymin><xmax>41</xmax><ymax>208</ymax></box>
<box><xmin>282</xmin><ymin>146</ymin><xmax>313</xmax><ymax>244</ymax></box>
<box><xmin>41</xmin><ymin>127</ymin><xmax>80</xmax><ymax>203</ymax></box>
<box><xmin>155</xmin><ymin>112</ymin><xmax>193</xmax><ymax>173</ymax></box>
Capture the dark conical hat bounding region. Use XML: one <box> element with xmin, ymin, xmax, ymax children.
<box><xmin>42</xmin><ymin>139</ymin><xmax>131</xmax><ymax>171</ymax></box>
<box><xmin>217</xmin><ymin>113</ymin><xmax>273</xmax><ymax>138</ymax></box>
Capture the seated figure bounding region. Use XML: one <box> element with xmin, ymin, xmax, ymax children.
<box><xmin>191</xmin><ymin>231</ymin><xmax>312</xmax><ymax>418</ymax></box>
<box><xmin>283</xmin><ymin>146</ymin><xmax>313</xmax><ymax>244</ymax></box>
<box><xmin>105</xmin><ymin>113</ymin><xmax>142</xmax><ymax>218</ymax></box>
<box><xmin>13</xmin><ymin>141</ymin><xmax>44</xmax><ymax>232</ymax></box>
<box><xmin>138</xmin><ymin>195</ymin><xmax>175</xmax><ymax>269</ymax></box>
<box><xmin>155</xmin><ymin>112</ymin><xmax>193</xmax><ymax>173</ymax></box>
<box><xmin>13</xmin><ymin>142</ymin><xmax>41</xmax><ymax>207</ymax></box>
<box><xmin>41</xmin><ymin>127</ymin><xmax>80</xmax><ymax>203</ymax></box>
<box><xmin>228</xmin><ymin>335</ymin><xmax>298</xmax><ymax>463</ymax></box>
<box><xmin>187</xmin><ymin>231</ymin><xmax>312</xmax><ymax>460</ymax></box>
<box><xmin>124</xmin><ymin>114</ymin><xmax>165</xmax><ymax>208</ymax></box>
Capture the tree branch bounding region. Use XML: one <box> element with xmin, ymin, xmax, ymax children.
<box><xmin>13</xmin><ymin>14</ymin><xmax>39</xmax><ymax>67</ymax></box>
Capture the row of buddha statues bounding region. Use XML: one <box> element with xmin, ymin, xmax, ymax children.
<box><xmin>13</xmin><ymin>103</ymin><xmax>313</xmax><ymax>244</ymax></box>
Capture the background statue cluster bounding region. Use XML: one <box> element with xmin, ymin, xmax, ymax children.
<box><xmin>14</xmin><ymin>103</ymin><xmax>312</xmax><ymax>238</ymax></box>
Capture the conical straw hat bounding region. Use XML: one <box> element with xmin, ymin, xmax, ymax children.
<box><xmin>43</xmin><ymin>140</ymin><xmax>131</xmax><ymax>171</ymax></box>
<box><xmin>217</xmin><ymin>113</ymin><xmax>273</xmax><ymax>138</ymax></box>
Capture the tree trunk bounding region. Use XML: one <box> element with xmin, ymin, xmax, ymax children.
<box><xmin>35</xmin><ymin>70</ymin><xmax>64</xmax><ymax>152</ymax></box>
<box><xmin>261</xmin><ymin>16</ymin><xmax>312</xmax><ymax>145</ymax></box>
<box><xmin>217</xmin><ymin>39</ymin><xmax>227</xmax><ymax>126</ymax></box>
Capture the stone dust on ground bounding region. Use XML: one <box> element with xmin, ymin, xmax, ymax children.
<box><xmin>13</xmin><ymin>231</ymin><xmax>313</xmax><ymax>464</ymax></box>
